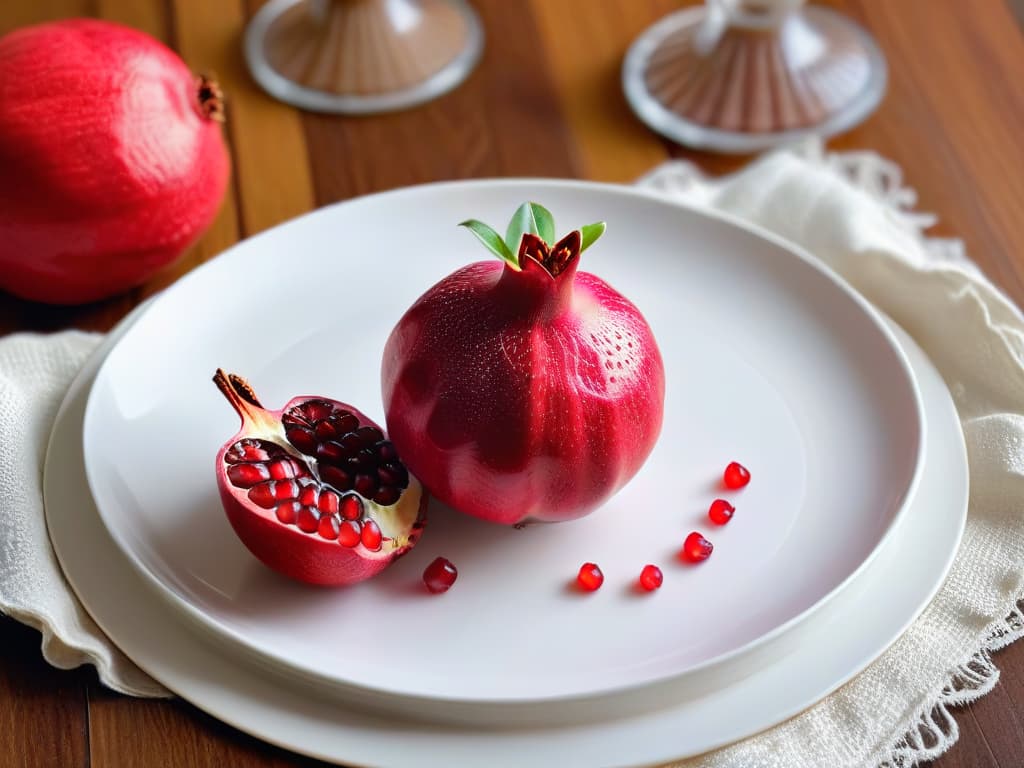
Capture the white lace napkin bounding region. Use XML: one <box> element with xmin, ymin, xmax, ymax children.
<box><xmin>0</xmin><ymin>331</ymin><xmax>166</xmax><ymax>696</ymax></box>
<box><xmin>4</xmin><ymin>141</ymin><xmax>1023</xmax><ymax>762</ymax></box>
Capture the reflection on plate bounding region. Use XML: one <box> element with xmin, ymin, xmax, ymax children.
<box><xmin>48</xmin><ymin>308</ymin><xmax>966</xmax><ymax>767</ymax></box>
<box><xmin>82</xmin><ymin>180</ymin><xmax>923</xmax><ymax>712</ymax></box>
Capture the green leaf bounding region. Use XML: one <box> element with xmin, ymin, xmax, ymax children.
<box><xmin>459</xmin><ymin>219</ymin><xmax>518</xmax><ymax>267</ymax></box>
<box><xmin>580</xmin><ymin>221</ymin><xmax>607</xmax><ymax>252</ymax></box>
<box><xmin>505</xmin><ymin>203</ymin><xmax>539</xmax><ymax>258</ymax></box>
<box><xmin>530</xmin><ymin>203</ymin><xmax>556</xmax><ymax>245</ymax></box>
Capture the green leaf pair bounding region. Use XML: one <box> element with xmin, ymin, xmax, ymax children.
<box><xmin>459</xmin><ymin>202</ymin><xmax>606</xmax><ymax>270</ymax></box>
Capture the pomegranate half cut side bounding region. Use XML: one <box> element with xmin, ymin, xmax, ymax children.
<box><xmin>213</xmin><ymin>370</ymin><xmax>426</xmax><ymax>586</ymax></box>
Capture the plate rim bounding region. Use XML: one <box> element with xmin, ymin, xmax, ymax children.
<box><xmin>79</xmin><ymin>177</ymin><xmax>928</xmax><ymax>708</ymax></box>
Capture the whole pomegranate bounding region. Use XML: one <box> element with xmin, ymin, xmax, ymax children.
<box><xmin>382</xmin><ymin>203</ymin><xmax>665</xmax><ymax>525</ymax></box>
<box><xmin>214</xmin><ymin>370</ymin><xmax>426</xmax><ymax>586</ymax></box>
<box><xmin>0</xmin><ymin>19</ymin><xmax>229</xmax><ymax>304</ymax></box>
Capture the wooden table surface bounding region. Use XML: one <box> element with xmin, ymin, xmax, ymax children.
<box><xmin>2</xmin><ymin>1</ymin><xmax>1023</xmax><ymax>766</ymax></box>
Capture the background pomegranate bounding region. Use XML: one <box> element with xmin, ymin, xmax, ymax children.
<box><xmin>0</xmin><ymin>19</ymin><xmax>229</xmax><ymax>304</ymax></box>
<box><xmin>214</xmin><ymin>370</ymin><xmax>426</xmax><ymax>586</ymax></box>
<box><xmin>382</xmin><ymin>203</ymin><xmax>665</xmax><ymax>525</ymax></box>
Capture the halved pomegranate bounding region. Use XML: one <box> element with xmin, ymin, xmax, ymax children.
<box><xmin>213</xmin><ymin>370</ymin><xmax>426</xmax><ymax>586</ymax></box>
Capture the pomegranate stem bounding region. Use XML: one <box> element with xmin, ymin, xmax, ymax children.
<box><xmin>213</xmin><ymin>369</ymin><xmax>277</xmax><ymax>436</ymax></box>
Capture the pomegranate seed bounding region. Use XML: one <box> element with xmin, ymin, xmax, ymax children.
<box><xmin>318</xmin><ymin>514</ymin><xmax>341</xmax><ymax>540</ymax></box>
<box><xmin>355</xmin><ymin>426</ymin><xmax>384</xmax><ymax>446</ymax></box>
<box><xmin>227</xmin><ymin>462</ymin><xmax>270</xmax><ymax>488</ymax></box>
<box><xmin>321</xmin><ymin>465</ymin><xmax>353</xmax><ymax>491</ymax></box>
<box><xmin>299</xmin><ymin>485</ymin><xmax>319</xmax><ymax>507</ymax></box>
<box><xmin>340</xmin><ymin>494</ymin><xmax>363</xmax><ymax>520</ymax></box>
<box><xmin>639</xmin><ymin>564</ymin><xmax>663</xmax><ymax>591</ymax></box>
<box><xmin>282</xmin><ymin>410</ymin><xmax>308</xmax><ymax>427</ymax></box>
<box><xmin>723</xmin><ymin>461</ymin><xmax>751</xmax><ymax>489</ymax></box>
<box><xmin>378</xmin><ymin>462</ymin><xmax>408</xmax><ymax>488</ymax></box>
<box><xmin>285</xmin><ymin>426</ymin><xmax>317</xmax><ymax>454</ymax></box>
<box><xmin>361</xmin><ymin>519</ymin><xmax>382</xmax><ymax>551</ymax></box>
<box><xmin>316</xmin><ymin>441</ymin><xmax>346</xmax><ymax>463</ymax></box>
<box><xmin>374</xmin><ymin>486</ymin><xmax>400</xmax><ymax>506</ymax></box>
<box><xmin>708</xmin><ymin>499</ymin><xmax>735</xmax><ymax>525</ymax></box>
<box><xmin>334</xmin><ymin>413</ymin><xmax>359</xmax><ymax>433</ymax></box>
<box><xmin>314</xmin><ymin>420</ymin><xmax>339</xmax><ymax>441</ymax></box>
<box><xmin>268</xmin><ymin>458</ymin><xmax>299</xmax><ymax>480</ymax></box>
<box><xmin>423</xmin><ymin>557</ymin><xmax>458</xmax><ymax>594</ymax></box>
<box><xmin>337</xmin><ymin>519</ymin><xmax>361</xmax><ymax>547</ymax></box>
<box><xmin>354</xmin><ymin>474</ymin><xmax>378</xmax><ymax>497</ymax></box>
<box><xmin>303</xmin><ymin>400</ymin><xmax>335</xmax><ymax>422</ymax></box>
<box><xmin>377</xmin><ymin>441</ymin><xmax>398</xmax><ymax>461</ymax></box>
<box><xmin>339</xmin><ymin>433</ymin><xmax>363</xmax><ymax>452</ymax></box>
<box><xmin>317</xmin><ymin>491</ymin><xmax>340</xmax><ymax>515</ymax></box>
<box><xmin>296</xmin><ymin>506</ymin><xmax>320</xmax><ymax>533</ymax></box>
<box><xmin>682</xmin><ymin>532</ymin><xmax>713</xmax><ymax>563</ymax></box>
<box><xmin>248</xmin><ymin>480</ymin><xmax>297</xmax><ymax>508</ymax></box>
<box><xmin>275</xmin><ymin>501</ymin><xmax>300</xmax><ymax>524</ymax></box>
<box><xmin>226</xmin><ymin>439</ymin><xmax>275</xmax><ymax>463</ymax></box>
<box><xmin>247</xmin><ymin>483</ymin><xmax>276</xmax><ymax>508</ymax></box>
<box><xmin>576</xmin><ymin>562</ymin><xmax>604</xmax><ymax>592</ymax></box>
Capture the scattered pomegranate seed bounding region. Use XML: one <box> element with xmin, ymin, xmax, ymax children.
<box><xmin>576</xmin><ymin>562</ymin><xmax>604</xmax><ymax>592</ymax></box>
<box><xmin>423</xmin><ymin>557</ymin><xmax>458</xmax><ymax>594</ymax></box>
<box><xmin>681</xmin><ymin>532</ymin><xmax>713</xmax><ymax>562</ymax></box>
<box><xmin>723</xmin><ymin>461</ymin><xmax>750</xmax><ymax>489</ymax></box>
<box><xmin>639</xmin><ymin>564</ymin><xmax>663</xmax><ymax>592</ymax></box>
<box><xmin>708</xmin><ymin>499</ymin><xmax>735</xmax><ymax>525</ymax></box>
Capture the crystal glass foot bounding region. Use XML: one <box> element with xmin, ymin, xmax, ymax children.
<box><xmin>622</xmin><ymin>0</ymin><xmax>887</xmax><ymax>153</ymax></box>
<box><xmin>245</xmin><ymin>0</ymin><xmax>484</xmax><ymax>114</ymax></box>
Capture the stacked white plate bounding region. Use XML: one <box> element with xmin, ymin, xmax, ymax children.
<box><xmin>44</xmin><ymin>181</ymin><xmax>968</xmax><ymax>768</ymax></box>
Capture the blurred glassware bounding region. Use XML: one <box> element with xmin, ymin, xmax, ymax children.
<box><xmin>623</xmin><ymin>0</ymin><xmax>887</xmax><ymax>153</ymax></box>
<box><xmin>245</xmin><ymin>0</ymin><xmax>483</xmax><ymax>114</ymax></box>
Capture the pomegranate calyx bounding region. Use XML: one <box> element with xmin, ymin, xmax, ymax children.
<box><xmin>459</xmin><ymin>202</ymin><xmax>606</xmax><ymax>276</ymax></box>
<box><xmin>196</xmin><ymin>74</ymin><xmax>225</xmax><ymax>122</ymax></box>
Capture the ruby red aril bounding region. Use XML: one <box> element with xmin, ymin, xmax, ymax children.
<box><xmin>214</xmin><ymin>370</ymin><xmax>426</xmax><ymax>586</ymax></box>
<box><xmin>682</xmin><ymin>532</ymin><xmax>714</xmax><ymax>563</ymax></box>
<box><xmin>723</xmin><ymin>461</ymin><xmax>751</xmax><ymax>489</ymax></box>
<box><xmin>423</xmin><ymin>557</ymin><xmax>458</xmax><ymax>594</ymax></box>
<box><xmin>0</xmin><ymin>20</ymin><xmax>229</xmax><ymax>304</ymax></box>
<box><xmin>382</xmin><ymin>203</ymin><xmax>665</xmax><ymax>525</ymax></box>
<box><xmin>576</xmin><ymin>562</ymin><xmax>604</xmax><ymax>592</ymax></box>
<box><xmin>708</xmin><ymin>499</ymin><xmax>735</xmax><ymax>525</ymax></box>
<box><xmin>639</xmin><ymin>564</ymin><xmax>663</xmax><ymax>592</ymax></box>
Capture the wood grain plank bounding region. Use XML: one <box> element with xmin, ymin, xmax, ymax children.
<box><xmin>94</xmin><ymin>0</ymin><xmax>166</xmax><ymax>36</ymax></box>
<box><xmin>88</xmin><ymin>685</ymin><xmax>331</xmax><ymax>767</ymax></box>
<box><xmin>0</xmin><ymin>0</ymin><xmax>91</xmax><ymax>35</ymax></box>
<box><xmin>0</xmin><ymin>616</ymin><xmax>89</xmax><ymax>768</ymax></box>
<box><xmin>528</xmin><ymin>0</ymin><xmax>674</xmax><ymax>182</ymax></box>
<box><xmin>303</xmin><ymin>0</ymin><xmax>578</xmax><ymax>205</ymax></box>
<box><xmin>827</xmin><ymin>0</ymin><xmax>1024</xmax><ymax>306</ymax></box>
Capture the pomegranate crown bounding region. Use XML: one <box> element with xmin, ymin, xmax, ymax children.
<box><xmin>459</xmin><ymin>202</ymin><xmax>606</xmax><ymax>278</ymax></box>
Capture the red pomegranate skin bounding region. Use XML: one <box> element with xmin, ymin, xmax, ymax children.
<box><xmin>0</xmin><ymin>19</ymin><xmax>229</xmax><ymax>304</ymax></box>
<box><xmin>382</xmin><ymin>242</ymin><xmax>666</xmax><ymax>525</ymax></box>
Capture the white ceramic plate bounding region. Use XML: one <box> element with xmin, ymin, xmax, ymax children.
<box><xmin>81</xmin><ymin>180</ymin><xmax>924</xmax><ymax>710</ymax></box>
<box><xmin>48</xmin><ymin>309</ymin><xmax>965</xmax><ymax>767</ymax></box>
